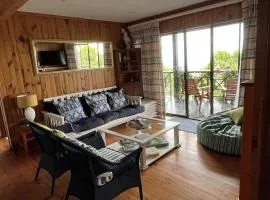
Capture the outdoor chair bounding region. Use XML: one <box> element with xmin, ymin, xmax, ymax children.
<box><xmin>223</xmin><ymin>79</ymin><xmax>238</xmax><ymax>104</ymax></box>
<box><xmin>185</xmin><ymin>79</ymin><xmax>211</xmax><ymax>112</ymax></box>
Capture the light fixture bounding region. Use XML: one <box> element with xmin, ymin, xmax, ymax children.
<box><xmin>17</xmin><ymin>94</ymin><xmax>38</xmax><ymax>122</ymax></box>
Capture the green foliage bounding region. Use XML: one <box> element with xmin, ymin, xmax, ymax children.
<box><xmin>163</xmin><ymin>50</ymin><xmax>239</xmax><ymax>99</ymax></box>
<box><xmin>204</xmin><ymin>50</ymin><xmax>239</xmax><ymax>71</ymax></box>
<box><xmin>79</xmin><ymin>45</ymin><xmax>104</xmax><ymax>69</ymax></box>
<box><xmin>162</xmin><ymin>66</ymin><xmax>173</xmax><ymax>72</ymax></box>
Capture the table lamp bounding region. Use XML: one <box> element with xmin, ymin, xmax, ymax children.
<box><xmin>17</xmin><ymin>94</ymin><xmax>38</xmax><ymax>122</ymax></box>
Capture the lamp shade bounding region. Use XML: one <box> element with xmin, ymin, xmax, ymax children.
<box><xmin>17</xmin><ymin>94</ymin><xmax>38</xmax><ymax>108</ymax></box>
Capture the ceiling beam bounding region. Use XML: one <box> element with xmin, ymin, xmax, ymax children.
<box><xmin>0</xmin><ymin>0</ymin><xmax>28</xmax><ymax>18</ymax></box>
<box><xmin>126</xmin><ymin>0</ymin><xmax>240</xmax><ymax>26</ymax></box>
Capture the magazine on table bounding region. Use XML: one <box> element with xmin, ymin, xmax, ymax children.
<box><xmin>135</xmin><ymin>133</ymin><xmax>169</xmax><ymax>148</ymax></box>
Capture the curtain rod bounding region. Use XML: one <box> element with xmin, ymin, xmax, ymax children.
<box><xmin>128</xmin><ymin>0</ymin><xmax>243</xmax><ymax>28</ymax></box>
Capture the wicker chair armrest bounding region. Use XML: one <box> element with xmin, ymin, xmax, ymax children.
<box><xmin>93</xmin><ymin>147</ymin><xmax>142</xmax><ymax>166</ymax></box>
<box><xmin>125</xmin><ymin>95</ymin><xmax>142</xmax><ymax>106</ymax></box>
<box><xmin>42</xmin><ymin>111</ymin><xmax>65</xmax><ymax>128</ymax></box>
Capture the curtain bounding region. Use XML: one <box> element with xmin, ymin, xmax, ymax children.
<box><xmin>103</xmin><ymin>42</ymin><xmax>113</xmax><ymax>67</ymax></box>
<box><xmin>64</xmin><ymin>43</ymin><xmax>79</xmax><ymax>69</ymax></box>
<box><xmin>239</xmin><ymin>0</ymin><xmax>258</xmax><ymax>105</ymax></box>
<box><xmin>128</xmin><ymin>21</ymin><xmax>165</xmax><ymax>118</ymax></box>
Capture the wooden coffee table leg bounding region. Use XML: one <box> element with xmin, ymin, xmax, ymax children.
<box><xmin>174</xmin><ymin>127</ymin><xmax>181</xmax><ymax>147</ymax></box>
<box><xmin>140</xmin><ymin>145</ymin><xmax>148</xmax><ymax>170</ymax></box>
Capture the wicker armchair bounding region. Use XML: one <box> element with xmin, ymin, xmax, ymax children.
<box><xmin>29</xmin><ymin>122</ymin><xmax>70</xmax><ymax>196</ymax></box>
<box><xmin>58</xmin><ymin>136</ymin><xmax>143</xmax><ymax>200</ymax></box>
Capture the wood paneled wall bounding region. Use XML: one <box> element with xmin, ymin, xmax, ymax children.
<box><xmin>0</xmin><ymin>12</ymin><xmax>122</xmax><ymax>139</ymax></box>
<box><xmin>160</xmin><ymin>3</ymin><xmax>242</xmax><ymax>34</ymax></box>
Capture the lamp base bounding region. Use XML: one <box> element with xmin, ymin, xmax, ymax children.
<box><xmin>24</xmin><ymin>107</ymin><xmax>36</xmax><ymax>122</ymax></box>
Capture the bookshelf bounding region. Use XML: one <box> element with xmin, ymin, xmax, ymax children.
<box><xmin>113</xmin><ymin>48</ymin><xmax>143</xmax><ymax>96</ymax></box>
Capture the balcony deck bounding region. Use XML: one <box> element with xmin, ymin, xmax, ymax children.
<box><xmin>165</xmin><ymin>96</ymin><xmax>234</xmax><ymax>120</ymax></box>
<box><xmin>163</xmin><ymin>70</ymin><xmax>237</xmax><ymax>120</ymax></box>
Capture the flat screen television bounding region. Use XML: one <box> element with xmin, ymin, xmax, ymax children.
<box><xmin>38</xmin><ymin>50</ymin><xmax>67</xmax><ymax>66</ymax></box>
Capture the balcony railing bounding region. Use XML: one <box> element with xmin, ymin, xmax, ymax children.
<box><xmin>163</xmin><ymin>70</ymin><xmax>238</xmax><ymax>118</ymax></box>
<box><xmin>163</xmin><ymin>70</ymin><xmax>238</xmax><ymax>99</ymax></box>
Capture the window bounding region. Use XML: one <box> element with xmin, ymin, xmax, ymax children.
<box><xmin>75</xmin><ymin>42</ymin><xmax>106</xmax><ymax>69</ymax></box>
<box><xmin>161</xmin><ymin>35</ymin><xmax>173</xmax><ymax>70</ymax></box>
<box><xmin>187</xmin><ymin>28</ymin><xmax>211</xmax><ymax>71</ymax></box>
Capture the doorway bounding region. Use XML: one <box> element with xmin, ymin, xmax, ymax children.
<box><xmin>162</xmin><ymin>21</ymin><xmax>243</xmax><ymax>120</ymax></box>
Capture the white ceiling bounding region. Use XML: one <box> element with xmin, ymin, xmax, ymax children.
<box><xmin>19</xmin><ymin>0</ymin><xmax>207</xmax><ymax>23</ymax></box>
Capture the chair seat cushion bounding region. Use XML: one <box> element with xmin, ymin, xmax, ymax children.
<box><xmin>197</xmin><ymin>113</ymin><xmax>242</xmax><ymax>156</ymax></box>
<box><xmin>73</xmin><ymin>117</ymin><xmax>105</xmax><ymax>132</ymax></box>
<box><xmin>96</xmin><ymin>111</ymin><xmax>120</xmax><ymax>123</ymax></box>
<box><xmin>117</xmin><ymin>105</ymin><xmax>145</xmax><ymax>118</ymax></box>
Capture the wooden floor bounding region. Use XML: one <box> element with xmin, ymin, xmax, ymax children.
<box><xmin>0</xmin><ymin>132</ymin><xmax>240</xmax><ymax>200</ymax></box>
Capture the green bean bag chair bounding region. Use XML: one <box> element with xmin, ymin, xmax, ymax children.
<box><xmin>197</xmin><ymin>110</ymin><xmax>242</xmax><ymax>156</ymax></box>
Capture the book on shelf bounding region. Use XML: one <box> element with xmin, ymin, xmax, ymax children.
<box><xmin>135</xmin><ymin>133</ymin><xmax>169</xmax><ymax>148</ymax></box>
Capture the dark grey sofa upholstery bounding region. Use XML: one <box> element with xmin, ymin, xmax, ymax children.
<box><xmin>96</xmin><ymin>111</ymin><xmax>120</xmax><ymax>123</ymax></box>
<box><xmin>118</xmin><ymin>105</ymin><xmax>145</xmax><ymax>118</ymax></box>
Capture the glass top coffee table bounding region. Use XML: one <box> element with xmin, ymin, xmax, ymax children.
<box><xmin>98</xmin><ymin>117</ymin><xmax>180</xmax><ymax>170</ymax></box>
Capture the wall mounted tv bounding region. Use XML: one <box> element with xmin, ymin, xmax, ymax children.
<box><xmin>38</xmin><ymin>50</ymin><xmax>67</xmax><ymax>66</ymax></box>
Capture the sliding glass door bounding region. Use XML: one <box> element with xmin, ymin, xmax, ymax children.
<box><xmin>162</xmin><ymin>21</ymin><xmax>243</xmax><ymax>119</ymax></box>
<box><xmin>186</xmin><ymin>28</ymin><xmax>211</xmax><ymax>118</ymax></box>
<box><xmin>213</xmin><ymin>23</ymin><xmax>243</xmax><ymax>113</ymax></box>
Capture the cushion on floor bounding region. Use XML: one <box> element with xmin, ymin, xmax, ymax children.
<box><xmin>197</xmin><ymin>113</ymin><xmax>242</xmax><ymax>156</ymax></box>
<box><xmin>226</xmin><ymin>107</ymin><xmax>244</xmax><ymax>125</ymax></box>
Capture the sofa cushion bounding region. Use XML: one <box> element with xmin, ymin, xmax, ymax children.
<box><xmin>85</xmin><ymin>93</ymin><xmax>111</xmax><ymax>116</ymax></box>
<box><xmin>117</xmin><ymin>105</ymin><xmax>145</xmax><ymax>118</ymax></box>
<box><xmin>53</xmin><ymin>98</ymin><xmax>87</xmax><ymax>123</ymax></box>
<box><xmin>105</xmin><ymin>89</ymin><xmax>128</xmax><ymax>110</ymax></box>
<box><xmin>78</xmin><ymin>96</ymin><xmax>92</xmax><ymax>117</ymax></box>
<box><xmin>72</xmin><ymin>117</ymin><xmax>105</xmax><ymax>132</ymax></box>
<box><xmin>43</xmin><ymin>101</ymin><xmax>60</xmax><ymax>115</ymax></box>
<box><xmin>96</xmin><ymin>111</ymin><xmax>120</xmax><ymax>123</ymax></box>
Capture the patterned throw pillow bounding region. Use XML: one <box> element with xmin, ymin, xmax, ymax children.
<box><xmin>85</xmin><ymin>93</ymin><xmax>111</xmax><ymax>116</ymax></box>
<box><xmin>53</xmin><ymin>98</ymin><xmax>87</xmax><ymax>123</ymax></box>
<box><xmin>106</xmin><ymin>89</ymin><xmax>128</xmax><ymax>110</ymax></box>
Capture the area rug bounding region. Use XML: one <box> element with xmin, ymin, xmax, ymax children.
<box><xmin>169</xmin><ymin>117</ymin><xmax>200</xmax><ymax>134</ymax></box>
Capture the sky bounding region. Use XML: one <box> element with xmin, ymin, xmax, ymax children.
<box><xmin>161</xmin><ymin>23</ymin><xmax>244</xmax><ymax>71</ymax></box>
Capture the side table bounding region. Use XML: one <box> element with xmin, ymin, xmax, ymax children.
<box><xmin>16</xmin><ymin>124</ymin><xmax>36</xmax><ymax>154</ymax></box>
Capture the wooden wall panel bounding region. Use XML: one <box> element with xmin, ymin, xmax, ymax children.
<box><xmin>160</xmin><ymin>3</ymin><xmax>242</xmax><ymax>34</ymax></box>
<box><xmin>0</xmin><ymin>12</ymin><xmax>121</xmax><ymax>139</ymax></box>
